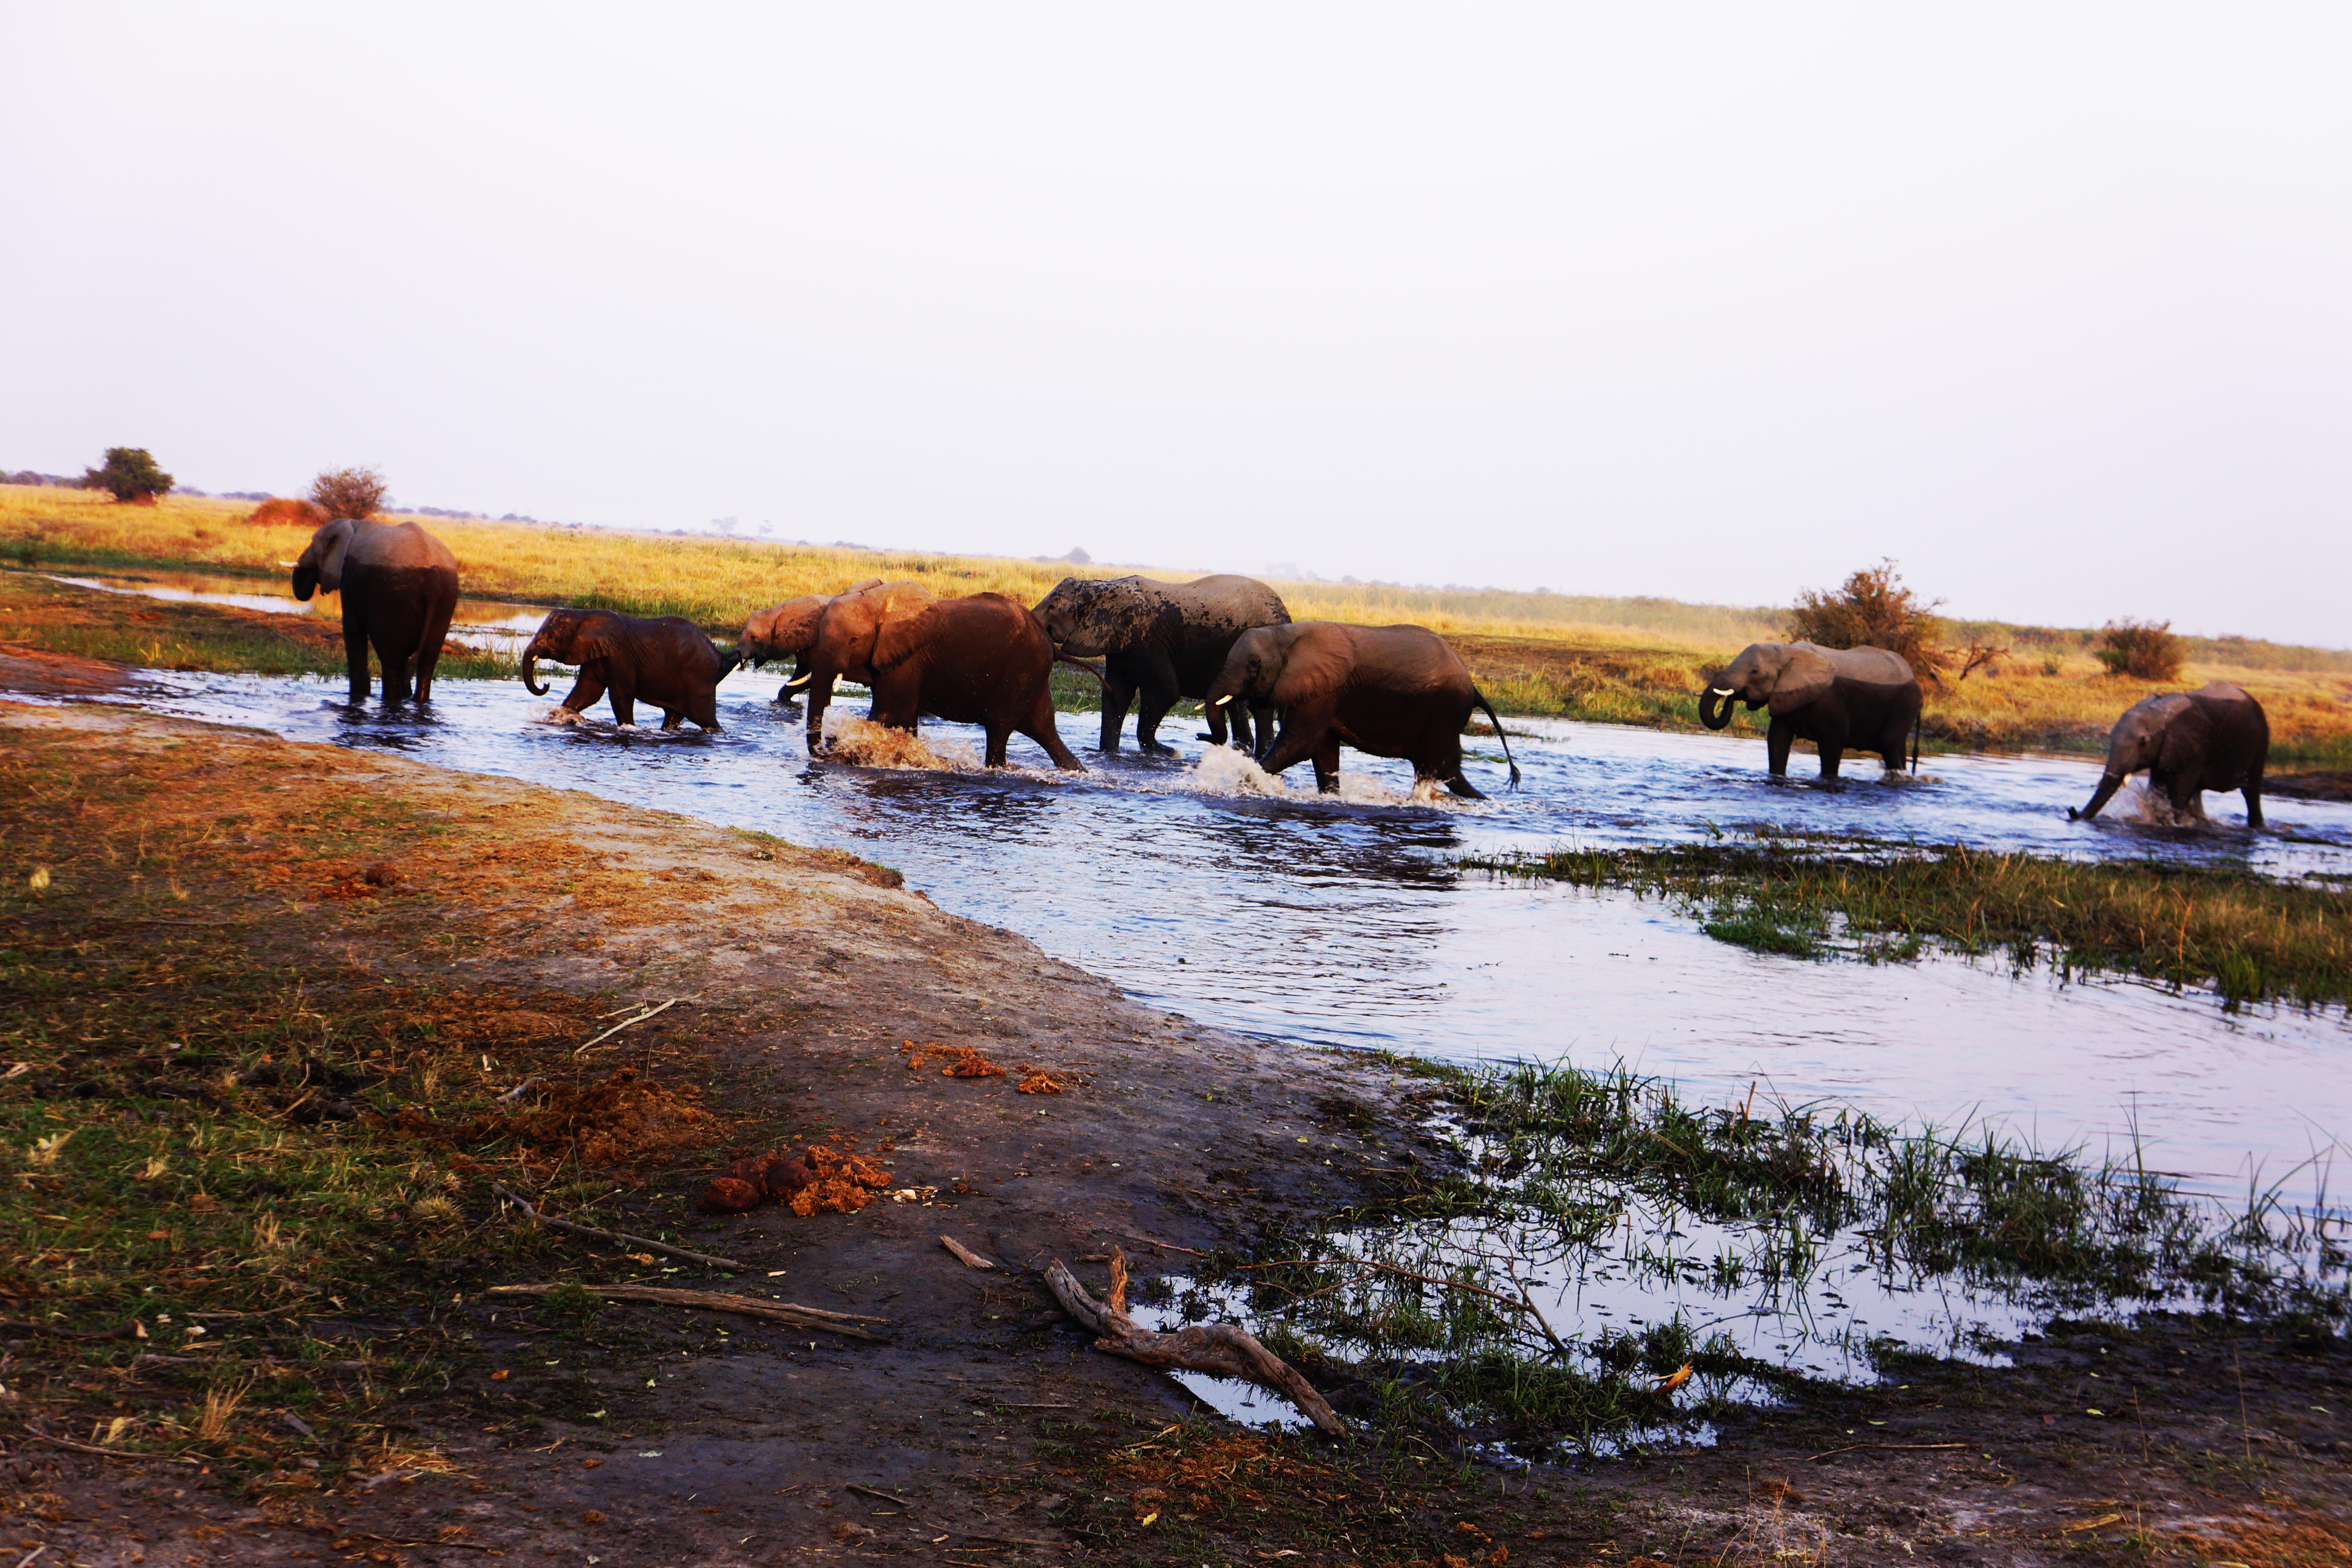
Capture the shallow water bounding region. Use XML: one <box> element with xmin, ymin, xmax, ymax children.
<box><xmin>74</xmin><ymin>664</ymin><xmax>2352</xmax><ymax>1201</ymax></box>
<box><xmin>52</xmin><ymin>571</ymin><xmax>548</xmax><ymax>647</ymax></box>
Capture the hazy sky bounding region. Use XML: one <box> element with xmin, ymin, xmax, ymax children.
<box><xmin>5</xmin><ymin>5</ymin><xmax>2347</xmax><ymax>643</ymax></box>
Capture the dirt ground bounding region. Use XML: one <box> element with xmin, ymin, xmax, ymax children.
<box><xmin>0</xmin><ymin>689</ymin><xmax>2345</xmax><ymax>1568</ymax></box>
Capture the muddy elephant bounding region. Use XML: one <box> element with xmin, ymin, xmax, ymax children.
<box><xmin>2070</xmin><ymin>682</ymin><xmax>2268</xmax><ymax>828</ymax></box>
<box><xmin>736</xmin><ymin>578</ymin><xmax>903</xmax><ymax>703</ymax></box>
<box><xmin>761</xmin><ymin>580</ymin><xmax>942</xmax><ymax>747</ymax></box>
<box><xmin>812</xmin><ymin>592</ymin><xmax>1088</xmax><ymax>769</ymax></box>
<box><xmin>521</xmin><ymin>608</ymin><xmax>739</xmax><ymax>730</ymax></box>
<box><xmin>1204</xmin><ymin>622</ymin><xmax>1520</xmax><ymax>799</ymax></box>
<box><xmin>1699</xmin><ymin>641</ymin><xmax>1922</xmax><ymax>780</ymax></box>
<box><xmin>290</xmin><ymin>517</ymin><xmax>460</xmax><ymax>703</ymax></box>
<box><xmin>1032</xmin><ymin>574</ymin><xmax>1290</xmax><ymax>755</ymax></box>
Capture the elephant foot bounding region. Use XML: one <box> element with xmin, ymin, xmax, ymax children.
<box><xmin>1140</xmin><ymin>741</ymin><xmax>1176</xmax><ymax>757</ymax></box>
<box><xmin>1445</xmin><ymin>775</ymin><xmax>1486</xmax><ymax>800</ymax></box>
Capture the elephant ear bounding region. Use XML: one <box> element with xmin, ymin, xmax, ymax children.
<box><xmin>764</xmin><ymin>597</ymin><xmax>831</xmax><ymax>655</ymax></box>
<box><xmin>869</xmin><ymin>603</ymin><xmax>944</xmax><ymax>674</ymax></box>
<box><xmin>1268</xmin><ymin>629</ymin><xmax>1349</xmax><ymax>708</ymax></box>
<box><xmin>572</xmin><ymin>632</ymin><xmax>616</xmax><ymax>665</ymax></box>
<box><xmin>1767</xmin><ymin>643</ymin><xmax>1838</xmax><ymax>715</ymax></box>
<box><xmin>301</xmin><ymin>518</ymin><xmax>357</xmax><ymax>594</ymax></box>
<box><xmin>2154</xmin><ymin>699</ymin><xmax>2214</xmax><ymax>774</ymax></box>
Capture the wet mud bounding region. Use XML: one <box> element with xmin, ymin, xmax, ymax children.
<box><xmin>2</xmin><ymin>697</ymin><xmax>2345</xmax><ymax>1566</ymax></box>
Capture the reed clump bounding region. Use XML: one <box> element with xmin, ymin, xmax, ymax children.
<box><xmin>1466</xmin><ymin>836</ymin><xmax>2352</xmax><ymax>1011</ymax></box>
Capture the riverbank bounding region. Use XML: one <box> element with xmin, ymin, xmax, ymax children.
<box><xmin>2</xmin><ymin>698</ymin><xmax>2347</xmax><ymax>1564</ymax></box>
<box><xmin>9</xmin><ymin>483</ymin><xmax>2351</xmax><ymax>759</ymax></box>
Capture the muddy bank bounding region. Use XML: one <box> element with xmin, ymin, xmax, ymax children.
<box><xmin>1</xmin><ymin>700</ymin><xmax>2346</xmax><ymax>1566</ymax></box>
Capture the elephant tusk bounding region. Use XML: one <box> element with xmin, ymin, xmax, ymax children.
<box><xmin>1210</xmin><ymin>694</ymin><xmax>1232</xmax><ymax>706</ymax></box>
<box><xmin>1709</xmin><ymin>687</ymin><xmax>1735</xmax><ymax>697</ymax></box>
<box><xmin>782</xmin><ymin>670</ymin><xmax>816</xmax><ymax>692</ymax></box>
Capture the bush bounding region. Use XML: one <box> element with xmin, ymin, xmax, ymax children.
<box><xmin>1788</xmin><ymin>559</ymin><xmax>1949</xmax><ymax>681</ymax></box>
<box><xmin>79</xmin><ymin>447</ymin><xmax>174</xmax><ymax>503</ymax></box>
<box><xmin>309</xmin><ymin>465</ymin><xmax>388</xmax><ymax>520</ymax></box>
<box><xmin>2094</xmin><ymin>619</ymin><xmax>2182</xmax><ymax>681</ymax></box>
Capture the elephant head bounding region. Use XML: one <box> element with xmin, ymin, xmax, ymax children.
<box><xmin>1205</xmin><ymin>624</ymin><xmax>1319</xmax><ymax>712</ymax></box>
<box><xmin>1033</xmin><ymin>576</ymin><xmax>1154</xmax><ymax>657</ymax></box>
<box><xmin>521</xmin><ymin>608</ymin><xmax>616</xmax><ymax>697</ymax></box>
<box><xmin>291</xmin><ymin>518</ymin><xmax>359</xmax><ymax>601</ymax></box>
<box><xmin>2071</xmin><ymin>693</ymin><xmax>2201</xmax><ymax>821</ymax></box>
<box><xmin>777</xmin><ymin>580</ymin><xmax>937</xmax><ymax>694</ymax></box>
<box><xmin>1700</xmin><ymin>642</ymin><xmax>1838</xmax><ymax>730</ymax></box>
<box><xmin>738</xmin><ymin>595</ymin><xmax>837</xmax><ymax>669</ymax></box>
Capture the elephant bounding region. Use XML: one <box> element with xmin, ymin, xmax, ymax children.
<box><xmin>1203</xmin><ymin>622</ymin><xmax>1521</xmax><ymax>799</ymax></box>
<box><xmin>1031</xmin><ymin>573</ymin><xmax>1291</xmax><ymax>754</ymax></box>
<box><xmin>521</xmin><ymin>607</ymin><xmax>739</xmax><ymax>730</ymax></box>
<box><xmin>736</xmin><ymin>578</ymin><xmax>897</xmax><ymax>702</ymax></box>
<box><xmin>794</xmin><ymin>592</ymin><xmax>1086</xmax><ymax>769</ymax></box>
<box><xmin>2070</xmin><ymin>682</ymin><xmax>2268</xmax><ymax>828</ymax></box>
<box><xmin>754</xmin><ymin>580</ymin><xmax>940</xmax><ymax>747</ymax></box>
<box><xmin>1698</xmin><ymin>641</ymin><xmax>1922</xmax><ymax>780</ymax></box>
<box><xmin>290</xmin><ymin>517</ymin><xmax>460</xmax><ymax>703</ymax></box>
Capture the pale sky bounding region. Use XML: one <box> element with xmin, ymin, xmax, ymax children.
<box><xmin>5</xmin><ymin>5</ymin><xmax>2347</xmax><ymax>644</ymax></box>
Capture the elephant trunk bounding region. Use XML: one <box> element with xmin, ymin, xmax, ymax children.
<box><xmin>522</xmin><ymin>645</ymin><xmax>550</xmax><ymax>697</ymax></box>
<box><xmin>2071</xmin><ymin>771</ymin><xmax>2125</xmax><ymax>822</ymax></box>
<box><xmin>291</xmin><ymin>564</ymin><xmax>319</xmax><ymax>603</ymax></box>
<box><xmin>1699</xmin><ymin>683</ymin><xmax>1739</xmax><ymax>731</ymax></box>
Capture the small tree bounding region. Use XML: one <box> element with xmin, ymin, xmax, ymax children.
<box><xmin>309</xmin><ymin>465</ymin><xmax>388</xmax><ymax>520</ymax></box>
<box><xmin>2093</xmin><ymin>618</ymin><xmax>2182</xmax><ymax>681</ymax></box>
<box><xmin>80</xmin><ymin>447</ymin><xmax>174</xmax><ymax>503</ymax></box>
<box><xmin>1788</xmin><ymin>559</ymin><xmax>1949</xmax><ymax>681</ymax></box>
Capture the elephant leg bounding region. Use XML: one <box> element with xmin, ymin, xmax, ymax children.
<box><xmin>691</xmin><ymin>692</ymin><xmax>721</xmax><ymax>731</ymax></box>
<box><xmin>2244</xmin><ymin>758</ymin><xmax>2265</xmax><ymax>829</ymax></box>
<box><xmin>341</xmin><ymin>614</ymin><xmax>372</xmax><ymax>703</ymax></box>
<box><xmin>2167</xmin><ymin>771</ymin><xmax>2204</xmax><ymax>819</ymax></box>
<box><xmin>374</xmin><ymin>631</ymin><xmax>414</xmax><ymax>703</ymax></box>
<box><xmin>1313</xmin><ymin>735</ymin><xmax>1342</xmax><ymax>794</ymax></box>
<box><xmin>1097</xmin><ymin>672</ymin><xmax>1136</xmax><ymax>751</ymax></box>
<box><xmin>984</xmin><ymin>725</ymin><xmax>1011</xmax><ymax>768</ymax></box>
<box><xmin>1445</xmin><ymin>771</ymin><xmax>1487</xmax><ymax>800</ymax></box>
<box><xmin>1132</xmin><ymin>653</ymin><xmax>1181</xmax><ymax>754</ymax></box>
<box><xmin>1245</xmin><ymin>703</ymin><xmax>1274</xmax><ymax>753</ymax></box>
<box><xmin>804</xmin><ymin>675</ymin><xmax>837</xmax><ymax>752</ymax></box>
<box><xmin>1256</xmin><ymin>719</ymin><xmax>1319</xmax><ymax>779</ymax></box>
<box><xmin>413</xmin><ymin>579</ymin><xmax>457</xmax><ymax>703</ymax></box>
<box><xmin>1766</xmin><ymin>718</ymin><xmax>1795</xmax><ymax>776</ymax></box>
<box><xmin>661</xmin><ymin>711</ymin><xmax>683</xmax><ymax>730</ymax></box>
<box><xmin>609</xmin><ymin>684</ymin><xmax>639</xmax><ymax>726</ymax></box>
<box><xmin>1024</xmin><ymin>703</ymin><xmax>1084</xmax><ymax>770</ymax></box>
<box><xmin>561</xmin><ymin>672</ymin><xmax>606</xmax><ymax>715</ymax></box>
<box><xmin>1818</xmin><ymin>746</ymin><xmax>1844</xmax><ymax>781</ymax></box>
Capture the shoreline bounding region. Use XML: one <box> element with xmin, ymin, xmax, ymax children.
<box><xmin>3</xmin><ymin>695</ymin><xmax>2347</xmax><ymax>1563</ymax></box>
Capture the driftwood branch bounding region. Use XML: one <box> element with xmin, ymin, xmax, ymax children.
<box><xmin>573</xmin><ymin>997</ymin><xmax>682</xmax><ymax>1056</ymax></box>
<box><xmin>491</xmin><ymin>1182</ymin><xmax>743</xmax><ymax>1271</ymax></box>
<box><xmin>938</xmin><ymin>1235</ymin><xmax>996</xmax><ymax>1271</ymax></box>
<box><xmin>494</xmin><ymin>1076</ymin><xmax>544</xmax><ymax>1105</ymax></box>
<box><xmin>1043</xmin><ymin>1249</ymin><xmax>1344</xmax><ymax>1436</ymax></box>
<box><xmin>484</xmin><ymin>1283</ymin><xmax>889</xmax><ymax>1341</ymax></box>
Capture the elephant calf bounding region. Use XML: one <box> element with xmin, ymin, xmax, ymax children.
<box><xmin>1699</xmin><ymin>641</ymin><xmax>1922</xmax><ymax>780</ymax></box>
<box><xmin>2071</xmin><ymin>681</ymin><xmax>2268</xmax><ymax>828</ymax></box>
<box><xmin>522</xmin><ymin>607</ymin><xmax>739</xmax><ymax>730</ymax></box>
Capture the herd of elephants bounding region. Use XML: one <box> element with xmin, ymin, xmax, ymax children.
<box><xmin>286</xmin><ymin>514</ymin><xmax>2273</xmax><ymax>823</ymax></box>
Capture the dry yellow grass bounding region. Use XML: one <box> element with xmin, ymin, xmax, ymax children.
<box><xmin>4</xmin><ymin>482</ymin><xmax>2347</xmax><ymax>756</ymax></box>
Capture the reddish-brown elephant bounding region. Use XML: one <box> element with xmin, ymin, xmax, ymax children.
<box><xmin>767</xmin><ymin>580</ymin><xmax>949</xmax><ymax>749</ymax></box>
<box><xmin>521</xmin><ymin>608</ymin><xmax>738</xmax><ymax>731</ymax></box>
<box><xmin>1205</xmin><ymin>622</ymin><xmax>1520</xmax><ymax>798</ymax></box>
<box><xmin>737</xmin><ymin>578</ymin><xmax>923</xmax><ymax>704</ymax></box>
<box><xmin>799</xmin><ymin>592</ymin><xmax>1088</xmax><ymax>770</ymax></box>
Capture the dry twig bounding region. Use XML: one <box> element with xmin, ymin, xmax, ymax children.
<box><xmin>491</xmin><ymin>1182</ymin><xmax>742</xmax><ymax>1271</ymax></box>
<box><xmin>1043</xmin><ymin>1249</ymin><xmax>1344</xmax><ymax>1435</ymax></box>
<box><xmin>484</xmin><ymin>1283</ymin><xmax>888</xmax><ymax>1341</ymax></box>
<box><xmin>939</xmin><ymin>1235</ymin><xmax>996</xmax><ymax>1271</ymax></box>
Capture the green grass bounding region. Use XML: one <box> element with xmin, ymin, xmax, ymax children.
<box><xmin>1463</xmin><ymin>833</ymin><xmax>2352</xmax><ymax>1012</ymax></box>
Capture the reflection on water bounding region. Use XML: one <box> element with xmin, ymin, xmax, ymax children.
<box><xmin>68</xmin><ymin>666</ymin><xmax>2352</xmax><ymax>1197</ymax></box>
<box><xmin>52</xmin><ymin>571</ymin><xmax>550</xmax><ymax>646</ymax></box>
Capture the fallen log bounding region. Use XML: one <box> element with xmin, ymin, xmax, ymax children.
<box><xmin>1042</xmin><ymin>1248</ymin><xmax>1343</xmax><ymax>1435</ymax></box>
<box><xmin>484</xmin><ymin>1283</ymin><xmax>889</xmax><ymax>1341</ymax></box>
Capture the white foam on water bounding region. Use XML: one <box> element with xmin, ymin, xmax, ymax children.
<box><xmin>819</xmin><ymin>713</ymin><xmax>982</xmax><ymax>771</ymax></box>
<box><xmin>1183</xmin><ymin>744</ymin><xmax>1460</xmax><ymax>809</ymax></box>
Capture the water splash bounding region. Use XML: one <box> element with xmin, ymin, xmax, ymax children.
<box><xmin>818</xmin><ymin>714</ymin><xmax>981</xmax><ymax>771</ymax></box>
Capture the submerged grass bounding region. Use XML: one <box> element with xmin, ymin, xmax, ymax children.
<box><xmin>10</xmin><ymin>485</ymin><xmax>2350</xmax><ymax>754</ymax></box>
<box><xmin>1463</xmin><ymin>834</ymin><xmax>2352</xmax><ymax>1012</ymax></box>
<box><xmin>1174</xmin><ymin>1055</ymin><xmax>2345</xmax><ymax>1459</ymax></box>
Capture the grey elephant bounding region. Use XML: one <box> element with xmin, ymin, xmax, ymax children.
<box><xmin>2070</xmin><ymin>682</ymin><xmax>2268</xmax><ymax>828</ymax></box>
<box><xmin>291</xmin><ymin>517</ymin><xmax>460</xmax><ymax>704</ymax></box>
<box><xmin>1698</xmin><ymin>641</ymin><xmax>1921</xmax><ymax>779</ymax></box>
<box><xmin>1032</xmin><ymin>574</ymin><xmax>1290</xmax><ymax>753</ymax></box>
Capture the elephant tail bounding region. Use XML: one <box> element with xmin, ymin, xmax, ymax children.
<box><xmin>1472</xmin><ymin>688</ymin><xmax>1523</xmax><ymax>788</ymax></box>
<box><xmin>1911</xmin><ymin>707</ymin><xmax>1922</xmax><ymax>771</ymax></box>
<box><xmin>1054</xmin><ymin>652</ymin><xmax>1107</xmax><ymax>685</ymax></box>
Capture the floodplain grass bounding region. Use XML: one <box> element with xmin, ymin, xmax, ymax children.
<box><xmin>1463</xmin><ymin>832</ymin><xmax>2352</xmax><ymax>1013</ymax></box>
<box><xmin>12</xmin><ymin>483</ymin><xmax>2350</xmax><ymax>755</ymax></box>
<box><xmin>1181</xmin><ymin>1053</ymin><xmax>2343</xmax><ymax>1458</ymax></box>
